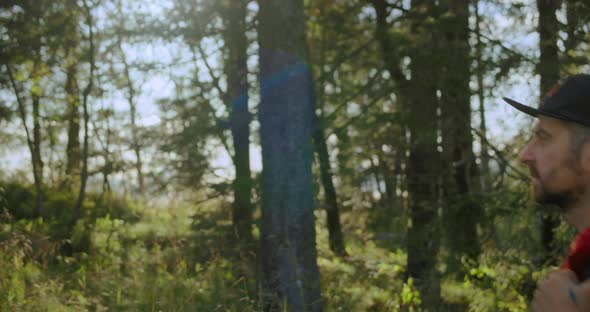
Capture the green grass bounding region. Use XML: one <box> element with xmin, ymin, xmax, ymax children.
<box><xmin>0</xmin><ymin>193</ymin><xmax>564</xmax><ymax>311</ymax></box>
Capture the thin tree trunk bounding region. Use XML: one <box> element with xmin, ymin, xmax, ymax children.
<box><xmin>258</xmin><ymin>0</ymin><xmax>323</xmax><ymax>310</ymax></box>
<box><xmin>310</xmin><ymin>0</ymin><xmax>346</xmax><ymax>256</ymax></box>
<box><xmin>73</xmin><ymin>0</ymin><xmax>95</xmax><ymax>222</ymax></box>
<box><xmin>223</xmin><ymin>0</ymin><xmax>254</xmax><ymax>243</ymax></box>
<box><xmin>64</xmin><ymin>0</ymin><xmax>81</xmax><ymax>187</ymax></box>
<box><xmin>376</xmin><ymin>150</ymin><xmax>396</xmax><ymax>213</ymax></box>
<box><xmin>6</xmin><ymin>65</ymin><xmax>44</xmax><ymax>217</ymax></box>
<box><xmin>65</xmin><ymin>61</ymin><xmax>81</xmax><ymax>180</ymax></box>
<box><xmin>313</xmin><ymin>116</ymin><xmax>346</xmax><ymax>255</ymax></box>
<box><xmin>538</xmin><ymin>0</ymin><xmax>561</xmax><ymax>95</ymax></box>
<box><xmin>474</xmin><ymin>0</ymin><xmax>491</xmax><ymax>192</ymax></box>
<box><xmin>369</xmin><ymin>155</ymin><xmax>386</xmax><ymax>202</ymax></box>
<box><xmin>118</xmin><ymin>39</ymin><xmax>144</xmax><ymax>196</ymax></box>
<box><xmin>31</xmin><ymin>56</ymin><xmax>43</xmax><ymax>217</ymax></box>
<box><xmin>537</xmin><ymin>0</ymin><xmax>561</xmax><ymax>266</ymax></box>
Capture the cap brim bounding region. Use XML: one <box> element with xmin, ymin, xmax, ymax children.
<box><xmin>502</xmin><ymin>97</ymin><xmax>540</xmax><ymax>117</ymax></box>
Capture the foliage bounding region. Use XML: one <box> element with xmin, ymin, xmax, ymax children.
<box><xmin>0</xmin><ymin>180</ymin><xmax>580</xmax><ymax>311</ymax></box>
<box><xmin>0</xmin><ymin>181</ymin><xmax>140</xmax><ymax>224</ymax></box>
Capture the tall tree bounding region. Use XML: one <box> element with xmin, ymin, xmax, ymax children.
<box><xmin>258</xmin><ymin>0</ymin><xmax>323</xmax><ymax>310</ymax></box>
<box><xmin>309</xmin><ymin>0</ymin><xmax>346</xmax><ymax>256</ymax></box>
<box><xmin>165</xmin><ymin>0</ymin><xmax>254</xmax><ymax>240</ymax></box>
<box><xmin>369</xmin><ymin>0</ymin><xmax>410</xmax><ymax>222</ymax></box>
<box><xmin>2</xmin><ymin>1</ymin><xmax>52</xmax><ymax>217</ymax></box>
<box><xmin>370</xmin><ymin>0</ymin><xmax>442</xmax><ymax>308</ymax></box>
<box><xmin>73</xmin><ymin>0</ymin><xmax>96</xmax><ymax>221</ymax></box>
<box><xmin>31</xmin><ymin>48</ymin><xmax>43</xmax><ymax>215</ymax></box>
<box><xmin>537</xmin><ymin>0</ymin><xmax>561</xmax><ymax>265</ymax></box>
<box><xmin>439</xmin><ymin>0</ymin><xmax>482</xmax><ymax>270</ymax></box>
<box><xmin>116</xmin><ymin>37</ymin><xmax>144</xmax><ymax>196</ymax></box>
<box><xmin>221</xmin><ymin>0</ymin><xmax>254</xmax><ymax>243</ymax></box>
<box><xmin>313</xmin><ymin>114</ymin><xmax>346</xmax><ymax>255</ymax></box>
<box><xmin>405</xmin><ymin>1</ymin><xmax>442</xmax><ymax>309</ymax></box>
<box><xmin>6</xmin><ymin>65</ymin><xmax>44</xmax><ymax>217</ymax></box>
<box><xmin>64</xmin><ymin>0</ymin><xmax>82</xmax><ymax>187</ymax></box>
<box><xmin>473</xmin><ymin>0</ymin><xmax>491</xmax><ymax>192</ymax></box>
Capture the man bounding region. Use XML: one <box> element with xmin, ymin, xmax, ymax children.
<box><xmin>504</xmin><ymin>74</ymin><xmax>590</xmax><ymax>311</ymax></box>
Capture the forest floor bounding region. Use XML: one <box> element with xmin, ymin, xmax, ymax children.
<box><xmin>0</xmin><ymin>196</ymin><xmax>544</xmax><ymax>311</ymax></box>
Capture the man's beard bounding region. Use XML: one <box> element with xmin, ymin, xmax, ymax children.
<box><xmin>535</xmin><ymin>186</ymin><xmax>578</xmax><ymax>212</ymax></box>
<box><xmin>531</xmin><ymin>164</ymin><xmax>582</xmax><ymax>212</ymax></box>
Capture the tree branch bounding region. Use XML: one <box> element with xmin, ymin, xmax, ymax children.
<box><xmin>188</xmin><ymin>47</ymin><xmax>235</xmax><ymax>162</ymax></box>
<box><xmin>195</xmin><ymin>43</ymin><xmax>229</xmax><ymax>104</ymax></box>
<box><xmin>471</xmin><ymin>127</ymin><xmax>530</xmax><ymax>182</ymax></box>
<box><xmin>324</xmin><ymin>69</ymin><xmax>383</xmax><ymax>121</ymax></box>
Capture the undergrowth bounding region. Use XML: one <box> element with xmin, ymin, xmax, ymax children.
<box><xmin>0</xmin><ymin>183</ymin><xmax>571</xmax><ymax>311</ymax></box>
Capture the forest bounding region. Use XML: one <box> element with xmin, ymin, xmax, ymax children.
<box><xmin>1</xmin><ymin>0</ymin><xmax>589</xmax><ymax>311</ymax></box>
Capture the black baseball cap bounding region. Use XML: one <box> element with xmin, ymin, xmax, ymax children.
<box><xmin>503</xmin><ymin>74</ymin><xmax>590</xmax><ymax>128</ymax></box>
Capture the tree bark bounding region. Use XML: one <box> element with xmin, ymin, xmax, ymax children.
<box><xmin>405</xmin><ymin>1</ymin><xmax>442</xmax><ymax>309</ymax></box>
<box><xmin>65</xmin><ymin>60</ymin><xmax>81</xmax><ymax>180</ymax></box>
<box><xmin>64</xmin><ymin>0</ymin><xmax>81</xmax><ymax>187</ymax></box>
<box><xmin>313</xmin><ymin>116</ymin><xmax>346</xmax><ymax>256</ymax></box>
<box><xmin>258</xmin><ymin>0</ymin><xmax>323</xmax><ymax>310</ymax></box>
<box><xmin>73</xmin><ymin>0</ymin><xmax>95</xmax><ymax>222</ymax></box>
<box><xmin>310</xmin><ymin>1</ymin><xmax>346</xmax><ymax>256</ymax></box>
<box><xmin>537</xmin><ymin>0</ymin><xmax>561</xmax><ymax>266</ymax></box>
<box><xmin>222</xmin><ymin>0</ymin><xmax>254</xmax><ymax>243</ymax></box>
<box><xmin>474</xmin><ymin>0</ymin><xmax>491</xmax><ymax>192</ymax></box>
<box><xmin>371</xmin><ymin>1</ymin><xmax>442</xmax><ymax>307</ymax></box>
<box><xmin>439</xmin><ymin>0</ymin><xmax>482</xmax><ymax>271</ymax></box>
<box><xmin>31</xmin><ymin>55</ymin><xmax>44</xmax><ymax>217</ymax></box>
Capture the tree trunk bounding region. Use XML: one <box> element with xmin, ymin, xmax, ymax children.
<box><xmin>370</xmin><ymin>0</ymin><xmax>409</xmax><ymax>240</ymax></box>
<box><xmin>222</xmin><ymin>0</ymin><xmax>254</xmax><ymax>243</ymax></box>
<box><xmin>439</xmin><ymin>0</ymin><xmax>482</xmax><ymax>271</ymax></box>
<box><xmin>405</xmin><ymin>1</ymin><xmax>442</xmax><ymax>309</ymax></box>
<box><xmin>258</xmin><ymin>0</ymin><xmax>323</xmax><ymax>310</ymax></box>
<box><xmin>313</xmin><ymin>116</ymin><xmax>346</xmax><ymax>255</ymax></box>
<box><xmin>116</xmin><ymin>25</ymin><xmax>144</xmax><ymax>196</ymax></box>
<box><xmin>378</xmin><ymin>151</ymin><xmax>397</xmax><ymax>213</ymax></box>
<box><xmin>73</xmin><ymin>0</ymin><xmax>95</xmax><ymax>222</ymax></box>
<box><xmin>537</xmin><ymin>0</ymin><xmax>561</xmax><ymax>266</ymax></box>
<box><xmin>474</xmin><ymin>0</ymin><xmax>491</xmax><ymax>192</ymax></box>
<box><xmin>6</xmin><ymin>64</ymin><xmax>44</xmax><ymax>218</ymax></box>
<box><xmin>31</xmin><ymin>54</ymin><xmax>44</xmax><ymax>217</ymax></box>
<box><xmin>65</xmin><ymin>61</ymin><xmax>81</xmax><ymax>180</ymax></box>
<box><xmin>64</xmin><ymin>0</ymin><xmax>81</xmax><ymax>187</ymax></box>
<box><xmin>371</xmin><ymin>1</ymin><xmax>442</xmax><ymax>307</ymax></box>
<box><xmin>310</xmin><ymin>0</ymin><xmax>346</xmax><ymax>256</ymax></box>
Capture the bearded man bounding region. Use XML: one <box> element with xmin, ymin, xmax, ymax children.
<box><xmin>504</xmin><ymin>74</ymin><xmax>590</xmax><ymax>311</ymax></box>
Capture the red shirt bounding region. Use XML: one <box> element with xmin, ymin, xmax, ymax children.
<box><xmin>561</xmin><ymin>226</ymin><xmax>590</xmax><ymax>281</ymax></box>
